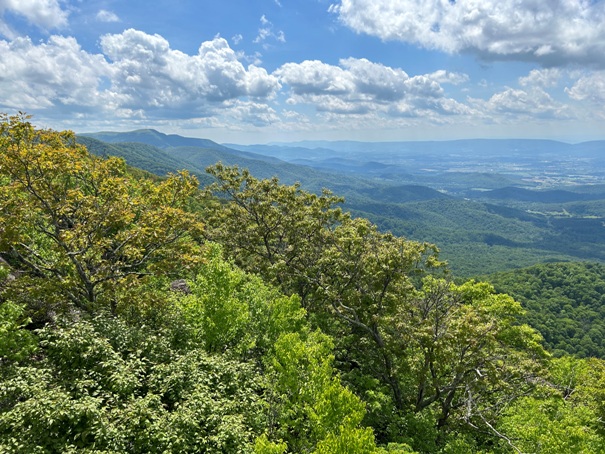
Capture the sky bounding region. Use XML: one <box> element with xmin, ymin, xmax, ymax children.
<box><xmin>0</xmin><ymin>0</ymin><xmax>604</xmax><ymax>144</ymax></box>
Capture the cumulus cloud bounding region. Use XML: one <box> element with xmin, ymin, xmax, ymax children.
<box><xmin>227</xmin><ymin>100</ymin><xmax>280</xmax><ymax>127</ymax></box>
<box><xmin>3</xmin><ymin>22</ymin><xmax>601</xmax><ymax>135</ymax></box>
<box><xmin>275</xmin><ymin>57</ymin><xmax>470</xmax><ymax>119</ymax></box>
<box><xmin>0</xmin><ymin>0</ymin><xmax>68</xmax><ymax>37</ymax></box>
<box><xmin>566</xmin><ymin>71</ymin><xmax>605</xmax><ymax>105</ymax></box>
<box><xmin>519</xmin><ymin>68</ymin><xmax>562</xmax><ymax>88</ymax></box>
<box><xmin>277</xmin><ymin>60</ymin><xmax>355</xmax><ymax>95</ymax></box>
<box><xmin>331</xmin><ymin>0</ymin><xmax>605</xmax><ymax>67</ymax></box>
<box><xmin>475</xmin><ymin>87</ymin><xmax>570</xmax><ymax>119</ymax></box>
<box><xmin>0</xmin><ymin>29</ymin><xmax>281</xmax><ymax>125</ymax></box>
<box><xmin>100</xmin><ymin>29</ymin><xmax>280</xmax><ymax>114</ymax></box>
<box><xmin>341</xmin><ymin>57</ymin><xmax>410</xmax><ymax>99</ymax></box>
<box><xmin>96</xmin><ymin>10</ymin><xmax>120</xmax><ymax>23</ymax></box>
<box><xmin>0</xmin><ymin>35</ymin><xmax>113</xmax><ymax>111</ymax></box>
<box><xmin>428</xmin><ymin>69</ymin><xmax>469</xmax><ymax>86</ymax></box>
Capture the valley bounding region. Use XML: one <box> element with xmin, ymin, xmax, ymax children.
<box><xmin>80</xmin><ymin>130</ymin><xmax>605</xmax><ymax>276</ymax></box>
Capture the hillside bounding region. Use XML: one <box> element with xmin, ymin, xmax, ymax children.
<box><xmin>80</xmin><ymin>128</ymin><xmax>233</xmax><ymax>151</ymax></box>
<box><xmin>486</xmin><ymin>262</ymin><xmax>605</xmax><ymax>358</ymax></box>
<box><xmin>2</xmin><ymin>116</ymin><xmax>605</xmax><ymax>454</ymax></box>
<box><xmin>75</xmin><ymin>130</ymin><xmax>605</xmax><ymax>276</ymax></box>
<box><xmin>78</xmin><ymin>129</ymin><xmax>381</xmax><ymax>194</ymax></box>
<box><xmin>77</xmin><ymin>136</ymin><xmax>203</xmax><ymax>180</ymax></box>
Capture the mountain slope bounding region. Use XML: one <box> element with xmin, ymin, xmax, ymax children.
<box><xmin>77</xmin><ymin>136</ymin><xmax>199</xmax><ymax>178</ymax></box>
<box><xmin>486</xmin><ymin>261</ymin><xmax>605</xmax><ymax>358</ymax></box>
<box><xmin>77</xmin><ymin>131</ymin><xmax>605</xmax><ymax>276</ymax></box>
<box><xmin>81</xmin><ymin>128</ymin><xmax>233</xmax><ymax>151</ymax></box>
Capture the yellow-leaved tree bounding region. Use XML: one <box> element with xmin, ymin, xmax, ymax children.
<box><xmin>0</xmin><ymin>113</ymin><xmax>205</xmax><ymax>318</ymax></box>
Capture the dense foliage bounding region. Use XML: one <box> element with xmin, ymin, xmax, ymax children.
<box><xmin>79</xmin><ymin>130</ymin><xmax>605</xmax><ymax>277</ymax></box>
<box><xmin>1</xmin><ymin>115</ymin><xmax>604</xmax><ymax>453</ymax></box>
<box><xmin>486</xmin><ymin>261</ymin><xmax>605</xmax><ymax>358</ymax></box>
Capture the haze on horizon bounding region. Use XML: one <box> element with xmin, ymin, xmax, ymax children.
<box><xmin>1</xmin><ymin>0</ymin><xmax>604</xmax><ymax>144</ymax></box>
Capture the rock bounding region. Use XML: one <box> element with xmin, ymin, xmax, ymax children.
<box><xmin>170</xmin><ymin>279</ymin><xmax>191</xmax><ymax>294</ymax></box>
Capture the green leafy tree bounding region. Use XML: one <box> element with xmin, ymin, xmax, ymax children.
<box><xmin>396</xmin><ymin>278</ymin><xmax>547</xmax><ymax>441</ymax></box>
<box><xmin>0</xmin><ymin>113</ymin><xmax>204</xmax><ymax>316</ymax></box>
<box><xmin>0</xmin><ymin>300</ymin><xmax>37</xmax><ymax>362</ymax></box>
<box><xmin>204</xmin><ymin>165</ymin><xmax>549</xmax><ymax>449</ymax></box>
<box><xmin>486</xmin><ymin>261</ymin><xmax>605</xmax><ymax>358</ymax></box>
<box><xmin>263</xmin><ymin>330</ymin><xmax>377</xmax><ymax>453</ymax></box>
<box><xmin>0</xmin><ymin>313</ymin><xmax>266</xmax><ymax>453</ymax></box>
<box><xmin>497</xmin><ymin>356</ymin><xmax>605</xmax><ymax>453</ymax></box>
<box><xmin>176</xmin><ymin>243</ymin><xmax>306</xmax><ymax>356</ymax></box>
<box><xmin>174</xmin><ymin>245</ymin><xmax>378</xmax><ymax>453</ymax></box>
<box><xmin>204</xmin><ymin>162</ymin><xmax>348</xmax><ymax>303</ymax></box>
<box><xmin>204</xmin><ymin>165</ymin><xmax>439</xmax><ymax>413</ymax></box>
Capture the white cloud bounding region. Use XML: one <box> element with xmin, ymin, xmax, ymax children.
<box><xmin>341</xmin><ymin>57</ymin><xmax>409</xmax><ymax>100</ymax></box>
<box><xmin>519</xmin><ymin>68</ymin><xmax>562</xmax><ymax>88</ymax></box>
<box><xmin>0</xmin><ymin>35</ymin><xmax>113</xmax><ymax>111</ymax></box>
<box><xmin>0</xmin><ymin>0</ymin><xmax>68</xmax><ymax>37</ymax></box>
<box><xmin>403</xmin><ymin>74</ymin><xmax>444</xmax><ymax>98</ymax></box>
<box><xmin>0</xmin><ymin>30</ymin><xmax>281</xmax><ymax>125</ymax></box>
<box><xmin>254</xmin><ymin>14</ymin><xmax>286</xmax><ymax>46</ymax></box>
<box><xmin>276</xmin><ymin>60</ymin><xmax>355</xmax><ymax>95</ymax></box>
<box><xmin>254</xmin><ymin>27</ymin><xmax>271</xmax><ymax>44</ymax></box>
<box><xmin>475</xmin><ymin>87</ymin><xmax>570</xmax><ymax>119</ymax></box>
<box><xmin>232</xmin><ymin>33</ymin><xmax>243</xmax><ymax>45</ymax></box>
<box><xmin>428</xmin><ymin>69</ymin><xmax>469</xmax><ymax>86</ymax></box>
<box><xmin>331</xmin><ymin>0</ymin><xmax>605</xmax><ymax>67</ymax></box>
<box><xmin>566</xmin><ymin>71</ymin><xmax>605</xmax><ymax>105</ymax></box>
<box><xmin>275</xmin><ymin>57</ymin><xmax>472</xmax><ymax>120</ymax></box>
<box><xmin>227</xmin><ymin>100</ymin><xmax>280</xmax><ymax>126</ymax></box>
<box><xmin>96</xmin><ymin>10</ymin><xmax>120</xmax><ymax>23</ymax></box>
<box><xmin>2</xmin><ymin>25</ymin><xmax>602</xmax><ymax>138</ymax></box>
<box><xmin>100</xmin><ymin>29</ymin><xmax>280</xmax><ymax>114</ymax></box>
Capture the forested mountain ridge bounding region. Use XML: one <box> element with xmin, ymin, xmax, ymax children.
<box><xmin>485</xmin><ymin>261</ymin><xmax>605</xmax><ymax>358</ymax></box>
<box><xmin>1</xmin><ymin>115</ymin><xmax>605</xmax><ymax>453</ymax></box>
<box><xmin>80</xmin><ymin>128</ymin><xmax>234</xmax><ymax>152</ymax></box>
<box><xmin>77</xmin><ymin>129</ymin><xmax>605</xmax><ymax>276</ymax></box>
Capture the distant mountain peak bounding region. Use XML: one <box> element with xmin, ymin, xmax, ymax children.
<box><xmin>79</xmin><ymin>129</ymin><xmax>227</xmax><ymax>151</ymax></box>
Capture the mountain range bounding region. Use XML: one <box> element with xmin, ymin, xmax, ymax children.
<box><xmin>78</xmin><ymin>129</ymin><xmax>605</xmax><ymax>276</ymax></box>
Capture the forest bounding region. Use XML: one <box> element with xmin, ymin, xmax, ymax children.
<box><xmin>1</xmin><ymin>114</ymin><xmax>605</xmax><ymax>453</ymax></box>
<box><xmin>78</xmin><ymin>130</ymin><xmax>605</xmax><ymax>277</ymax></box>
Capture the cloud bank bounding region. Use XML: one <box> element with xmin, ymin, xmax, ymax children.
<box><xmin>276</xmin><ymin>58</ymin><xmax>471</xmax><ymax>118</ymax></box>
<box><xmin>0</xmin><ymin>0</ymin><xmax>68</xmax><ymax>38</ymax></box>
<box><xmin>0</xmin><ymin>29</ymin><xmax>281</xmax><ymax>123</ymax></box>
<box><xmin>0</xmin><ymin>0</ymin><xmax>603</xmax><ymax>140</ymax></box>
<box><xmin>331</xmin><ymin>0</ymin><xmax>605</xmax><ymax>67</ymax></box>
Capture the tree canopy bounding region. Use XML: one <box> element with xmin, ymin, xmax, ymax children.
<box><xmin>486</xmin><ymin>261</ymin><xmax>605</xmax><ymax>358</ymax></box>
<box><xmin>1</xmin><ymin>116</ymin><xmax>604</xmax><ymax>453</ymax></box>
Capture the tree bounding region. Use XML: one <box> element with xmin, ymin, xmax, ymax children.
<box><xmin>496</xmin><ymin>356</ymin><xmax>605</xmax><ymax>453</ymax></box>
<box><xmin>0</xmin><ymin>314</ymin><xmax>265</xmax><ymax>453</ymax></box>
<box><xmin>204</xmin><ymin>165</ymin><xmax>440</xmax><ymax>416</ymax></box>
<box><xmin>0</xmin><ymin>300</ymin><xmax>36</xmax><ymax>362</ymax></box>
<box><xmin>204</xmin><ymin>162</ymin><xmax>348</xmax><ymax>304</ymax></box>
<box><xmin>175</xmin><ymin>245</ymin><xmax>379</xmax><ymax>453</ymax></box>
<box><xmin>487</xmin><ymin>261</ymin><xmax>605</xmax><ymax>358</ymax></box>
<box><xmin>0</xmin><ymin>113</ymin><xmax>204</xmax><ymax>316</ymax></box>
<box><xmin>203</xmin><ymin>165</ymin><xmax>549</xmax><ymax>448</ymax></box>
<box><xmin>262</xmin><ymin>330</ymin><xmax>377</xmax><ymax>453</ymax></box>
<box><xmin>396</xmin><ymin>279</ymin><xmax>547</xmax><ymax>438</ymax></box>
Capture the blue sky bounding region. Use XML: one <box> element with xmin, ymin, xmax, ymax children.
<box><xmin>1</xmin><ymin>0</ymin><xmax>604</xmax><ymax>143</ymax></box>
